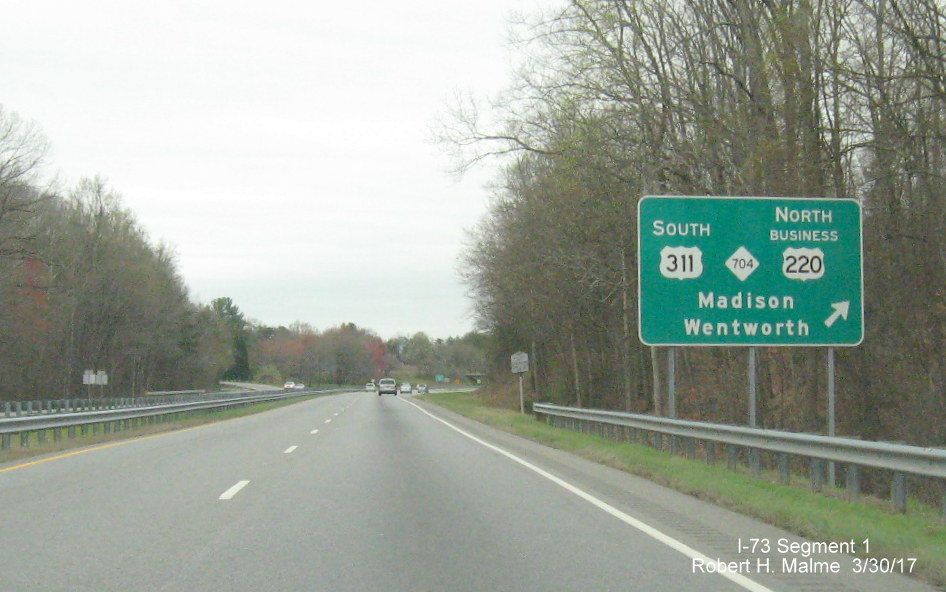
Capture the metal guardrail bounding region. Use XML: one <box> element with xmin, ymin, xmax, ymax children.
<box><xmin>533</xmin><ymin>402</ymin><xmax>946</xmax><ymax>514</ymax></box>
<box><xmin>2</xmin><ymin>390</ymin><xmax>258</xmax><ymax>418</ymax></box>
<box><xmin>0</xmin><ymin>388</ymin><xmax>337</xmax><ymax>451</ymax></box>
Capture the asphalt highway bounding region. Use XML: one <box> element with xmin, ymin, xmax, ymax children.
<box><xmin>0</xmin><ymin>392</ymin><xmax>936</xmax><ymax>591</ymax></box>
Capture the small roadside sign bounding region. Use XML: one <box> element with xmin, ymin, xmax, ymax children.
<box><xmin>511</xmin><ymin>351</ymin><xmax>529</xmax><ymax>374</ymax></box>
<box><xmin>511</xmin><ymin>351</ymin><xmax>530</xmax><ymax>414</ymax></box>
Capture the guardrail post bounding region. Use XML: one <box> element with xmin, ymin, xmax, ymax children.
<box><xmin>37</xmin><ymin>429</ymin><xmax>46</xmax><ymax>445</ymax></box>
<box><xmin>726</xmin><ymin>444</ymin><xmax>738</xmax><ymax>470</ymax></box>
<box><xmin>778</xmin><ymin>453</ymin><xmax>790</xmax><ymax>484</ymax></box>
<box><xmin>68</xmin><ymin>425</ymin><xmax>76</xmax><ymax>439</ymax></box>
<box><xmin>941</xmin><ymin>482</ymin><xmax>946</xmax><ymax>518</ymax></box>
<box><xmin>1</xmin><ymin>434</ymin><xmax>9</xmax><ymax>450</ymax></box>
<box><xmin>845</xmin><ymin>465</ymin><xmax>860</xmax><ymax>500</ymax></box>
<box><xmin>891</xmin><ymin>472</ymin><xmax>908</xmax><ymax>513</ymax></box>
<box><xmin>810</xmin><ymin>459</ymin><xmax>825</xmax><ymax>492</ymax></box>
<box><xmin>53</xmin><ymin>427</ymin><xmax>61</xmax><ymax>442</ymax></box>
<box><xmin>20</xmin><ymin>431</ymin><xmax>29</xmax><ymax>448</ymax></box>
<box><xmin>685</xmin><ymin>438</ymin><xmax>696</xmax><ymax>459</ymax></box>
<box><xmin>706</xmin><ymin>441</ymin><xmax>716</xmax><ymax>465</ymax></box>
<box><xmin>3</xmin><ymin>401</ymin><xmax>9</xmax><ymax>417</ymax></box>
<box><xmin>749</xmin><ymin>449</ymin><xmax>762</xmax><ymax>476</ymax></box>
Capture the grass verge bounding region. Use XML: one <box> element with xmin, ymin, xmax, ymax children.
<box><xmin>0</xmin><ymin>394</ymin><xmax>322</xmax><ymax>465</ymax></box>
<box><xmin>422</xmin><ymin>390</ymin><xmax>946</xmax><ymax>588</ymax></box>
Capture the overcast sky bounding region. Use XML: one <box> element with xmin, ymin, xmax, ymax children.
<box><xmin>1</xmin><ymin>0</ymin><xmax>551</xmax><ymax>340</ymax></box>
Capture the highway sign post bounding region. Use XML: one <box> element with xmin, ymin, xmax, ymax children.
<box><xmin>638</xmin><ymin>196</ymin><xmax>863</xmax><ymax>445</ymax></box>
<box><xmin>511</xmin><ymin>351</ymin><xmax>529</xmax><ymax>413</ymax></box>
<box><xmin>83</xmin><ymin>369</ymin><xmax>108</xmax><ymax>397</ymax></box>
<box><xmin>83</xmin><ymin>369</ymin><xmax>94</xmax><ymax>397</ymax></box>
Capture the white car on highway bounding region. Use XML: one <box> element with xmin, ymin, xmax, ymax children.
<box><xmin>377</xmin><ymin>378</ymin><xmax>397</xmax><ymax>396</ymax></box>
<box><xmin>399</xmin><ymin>382</ymin><xmax>412</xmax><ymax>394</ymax></box>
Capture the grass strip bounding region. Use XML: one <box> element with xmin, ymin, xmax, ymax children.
<box><xmin>422</xmin><ymin>390</ymin><xmax>946</xmax><ymax>588</ymax></box>
<box><xmin>0</xmin><ymin>394</ymin><xmax>322</xmax><ymax>464</ymax></box>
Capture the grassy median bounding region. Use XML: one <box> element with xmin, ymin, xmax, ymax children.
<box><xmin>422</xmin><ymin>390</ymin><xmax>946</xmax><ymax>588</ymax></box>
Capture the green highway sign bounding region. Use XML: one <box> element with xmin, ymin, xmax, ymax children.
<box><xmin>638</xmin><ymin>196</ymin><xmax>863</xmax><ymax>346</ymax></box>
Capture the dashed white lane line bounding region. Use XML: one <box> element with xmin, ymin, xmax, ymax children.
<box><xmin>219</xmin><ymin>480</ymin><xmax>250</xmax><ymax>500</ymax></box>
<box><xmin>310</xmin><ymin>429</ymin><xmax>320</xmax><ymax>435</ymax></box>
<box><xmin>324</xmin><ymin>419</ymin><xmax>332</xmax><ymax>424</ymax></box>
<box><xmin>284</xmin><ymin>445</ymin><xmax>298</xmax><ymax>454</ymax></box>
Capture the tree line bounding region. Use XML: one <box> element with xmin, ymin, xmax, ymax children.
<box><xmin>446</xmin><ymin>0</ymin><xmax>946</xmax><ymax>447</ymax></box>
<box><xmin>246</xmin><ymin>321</ymin><xmax>486</xmax><ymax>387</ymax></box>
<box><xmin>0</xmin><ymin>105</ymin><xmax>485</xmax><ymax>400</ymax></box>
<box><xmin>0</xmin><ymin>168</ymin><xmax>234</xmax><ymax>398</ymax></box>
<box><xmin>0</xmin><ymin>103</ymin><xmax>235</xmax><ymax>399</ymax></box>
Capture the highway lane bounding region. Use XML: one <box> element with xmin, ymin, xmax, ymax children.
<box><xmin>0</xmin><ymin>391</ymin><xmax>937</xmax><ymax>591</ymax></box>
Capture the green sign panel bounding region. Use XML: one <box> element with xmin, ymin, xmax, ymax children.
<box><xmin>638</xmin><ymin>196</ymin><xmax>863</xmax><ymax>346</ymax></box>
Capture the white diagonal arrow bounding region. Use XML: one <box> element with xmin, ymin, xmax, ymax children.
<box><xmin>824</xmin><ymin>301</ymin><xmax>850</xmax><ymax>328</ymax></box>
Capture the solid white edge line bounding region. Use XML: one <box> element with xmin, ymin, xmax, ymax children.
<box><xmin>219</xmin><ymin>480</ymin><xmax>250</xmax><ymax>500</ymax></box>
<box><xmin>401</xmin><ymin>398</ymin><xmax>776</xmax><ymax>592</ymax></box>
<box><xmin>284</xmin><ymin>445</ymin><xmax>298</xmax><ymax>454</ymax></box>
